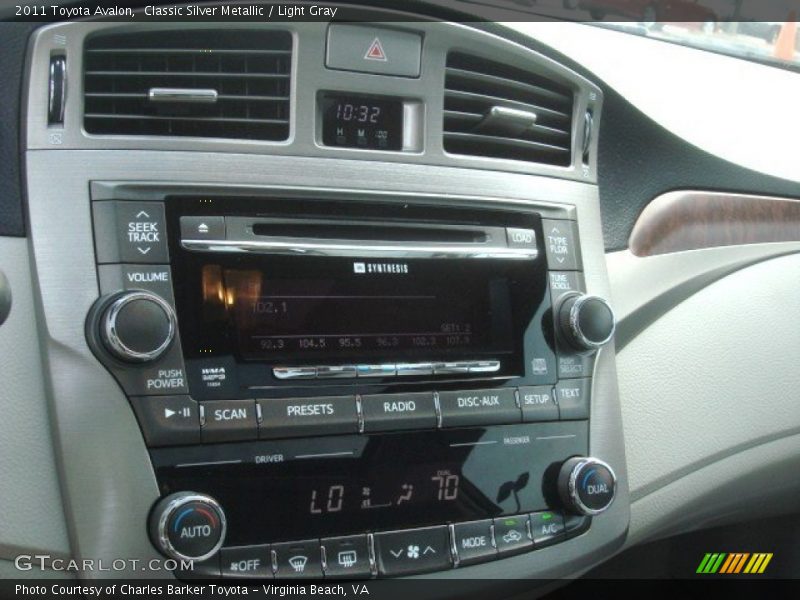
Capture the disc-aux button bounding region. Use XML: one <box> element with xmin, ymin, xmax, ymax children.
<box><xmin>438</xmin><ymin>388</ymin><xmax>520</xmax><ymax>428</ymax></box>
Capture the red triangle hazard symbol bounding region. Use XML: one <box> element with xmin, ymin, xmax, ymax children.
<box><xmin>364</xmin><ymin>37</ymin><xmax>388</xmax><ymax>62</ymax></box>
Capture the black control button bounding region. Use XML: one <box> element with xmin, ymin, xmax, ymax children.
<box><xmin>558</xmin><ymin>294</ymin><xmax>615</xmax><ymax>352</ymax></box>
<box><xmin>506</xmin><ymin>227</ymin><xmax>537</xmax><ymax>249</ymax></box>
<box><xmin>100</xmin><ymin>292</ymin><xmax>176</xmax><ymax>363</ymax></box>
<box><xmin>321</xmin><ymin>535</ymin><xmax>372</xmax><ymax>579</ymax></box>
<box><xmin>180</xmin><ymin>216</ymin><xmax>226</xmax><ymax>241</ymax></box>
<box><xmin>374</xmin><ymin>526</ymin><xmax>452</xmax><ymax>577</ymax></box>
<box><xmin>558</xmin><ymin>457</ymin><xmax>617</xmax><ymax>516</ymax></box>
<box><xmin>555</xmin><ymin>379</ymin><xmax>591</xmax><ymax>420</ymax></box>
<box><xmin>361</xmin><ymin>392</ymin><xmax>437</xmax><ymax>432</ymax></box>
<box><xmin>558</xmin><ymin>353</ymin><xmax>596</xmax><ymax>379</ymax></box>
<box><xmin>221</xmin><ymin>545</ymin><xmax>273</xmax><ymax>579</ymax></box>
<box><xmin>438</xmin><ymin>388</ymin><xmax>520</xmax><ymax>428</ymax></box>
<box><xmin>542</xmin><ymin>219</ymin><xmax>581</xmax><ymax>270</ymax></box>
<box><xmin>164</xmin><ymin>498</ymin><xmax>225</xmax><ymax>560</ymax></box>
<box><xmin>492</xmin><ymin>515</ymin><xmax>532</xmax><ymax>556</ymax></box>
<box><xmin>518</xmin><ymin>386</ymin><xmax>558</xmax><ymax>422</ymax></box>
<box><xmin>451</xmin><ymin>520</ymin><xmax>496</xmax><ymax>566</ymax></box>
<box><xmin>529</xmin><ymin>511</ymin><xmax>566</xmax><ymax>547</ymax></box>
<box><xmin>93</xmin><ymin>201</ymin><xmax>169</xmax><ymax>264</ymax></box>
<box><xmin>273</xmin><ymin>539</ymin><xmax>323</xmax><ymax>579</ymax></box>
<box><xmin>201</xmin><ymin>400</ymin><xmax>258</xmax><ymax>443</ymax></box>
<box><xmin>564</xmin><ymin>514</ymin><xmax>591</xmax><ymax>539</ymax></box>
<box><xmin>258</xmin><ymin>396</ymin><xmax>358</xmax><ymax>439</ymax></box>
<box><xmin>131</xmin><ymin>395</ymin><xmax>200</xmax><ymax>447</ymax></box>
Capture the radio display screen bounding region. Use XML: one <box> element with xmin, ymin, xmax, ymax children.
<box><xmin>197</xmin><ymin>257</ymin><xmax>514</xmax><ymax>362</ymax></box>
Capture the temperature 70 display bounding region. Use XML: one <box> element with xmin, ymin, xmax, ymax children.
<box><xmin>308</xmin><ymin>470</ymin><xmax>460</xmax><ymax>515</ymax></box>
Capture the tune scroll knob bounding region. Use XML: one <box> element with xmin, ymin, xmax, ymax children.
<box><xmin>99</xmin><ymin>291</ymin><xmax>176</xmax><ymax>363</ymax></box>
<box><xmin>149</xmin><ymin>492</ymin><xmax>227</xmax><ymax>562</ymax></box>
<box><xmin>558</xmin><ymin>457</ymin><xmax>617</xmax><ymax>516</ymax></box>
<box><xmin>557</xmin><ymin>293</ymin><xmax>615</xmax><ymax>352</ymax></box>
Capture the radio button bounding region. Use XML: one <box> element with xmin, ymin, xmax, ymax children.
<box><xmin>542</xmin><ymin>219</ymin><xmax>581</xmax><ymax>271</ymax></box>
<box><xmin>131</xmin><ymin>395</ymin><xmax>200</xmax><ymax>447</ymax></box>
<box><xmin>493</xmin><ymin>515</ymin><xmax>533</xmax><ymax>556</ymax></box>
<box><xmin>221</xmin><ymin>545</ymin><xmax>273</xmax><ymax>579</ymax></box>
<box><xmin>180</xmin><ymin>216</ymin><xmax>225</xmax><ymax>241</ymax></box>
<box><xmin>316</xmin><ymin>365</ymin><xmax>357</xmax><ymax>379</ymax></box>
<box><xmin>258</xmin><ymin>396</ymin><xmax>358</xmax><ymax>439</ymax></box>
<box><xmin>374</xmin><ymin>526</ymin><xmax>452</xmax><ymax>577</ymax></box>
<box><xmin>519</xmin><ymin>386</ymin><xmax>559</xmax><ymax>422</ymax></box>
<box><xmin>321</xmin><ymin>535</ymin><xmax>372</xmax><ymax>579</ymax></box>
<box><xmin>451</xmin><ymin>520</ymin><xmax>496</xmax><ymax>566</ymax></box>
<box><xmin>396</xmin><ymin>362</ymin><xmax>433</xmax><ymax>377</ymax></box>
<box><xmin>555</xmin><ymin>379</ymin><xmax>591</xmax><ymax>420</ymax></box>
<box><xmin>357</xmin><ymin>364</ymin><xmax>397</xmax><ymax>378</ymax></box>
<box><xmin>529</xmin><ymin>511</ymin><xmax>566</xmax><ymax>547</ymax></box>
<box><xmin>361</xmin><ymin>392</ymin><xmax>437</xmax><ymax>432</ymax></box>
<box><xmin>201</xmin><ymin>400</ymin><xmax>258</xmax><ymax>443</ymax></box>
<box><xmin>273</xmin><ymin>366</ymin><xmax>316</xmax><ymax>380</ymax></box>
<box><xmin>438</xmin><ymin>388</ymin><xmax>520</xmax><ymax>428</ymax></box>
<box><xmin>93</xmin><ymin>201</ymin><xmax>169</xmax><ymax>264</ymax></box>
<box><xmin>272</xmin><ymin>539</ymin><xmax>323</xmax><ymax>579</ymax></box>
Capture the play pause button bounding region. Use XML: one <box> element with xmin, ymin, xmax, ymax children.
<box><xmin>131</xmin><ymin>395</ymin><xmax>200</xmax><ymax>447</ymax></box>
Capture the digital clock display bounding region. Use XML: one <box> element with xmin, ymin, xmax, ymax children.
<box><xmin>322</xmin><ymin>93</ymin><xmax>404</xmax><ymax>151</ymax></box>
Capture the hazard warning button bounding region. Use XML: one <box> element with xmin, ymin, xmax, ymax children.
<box><xmin>326</xmin><ymin>24</ymin><xmax>422</xmax><ymax>77</ymax></box>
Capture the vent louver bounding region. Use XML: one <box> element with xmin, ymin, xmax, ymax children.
<box><xmin>444</xmin><ymin>52</ymin><xmax>574</xmax><ymax>166</ymax></box>
<box><xmin>83</xmin><ymin>30</ymin><xmax>292</xmax><ymax>141</ymax></box>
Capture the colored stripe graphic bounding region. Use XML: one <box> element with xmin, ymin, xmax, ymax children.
<box><xmin>719</xmin><ymin>554</ymin><xmax>736</xmax><ymax>574</ymax></box>
<box><xmin>758</xmin><ymin>554</ymin><xmax>773</xmax><ymax>573</ymax></box>
<box><xmin>699</xmin><ymin>552</ymin><xmax>773</xmax><ymax>574</ymax></box>
<box><xmin>697</xmin><ymin>554</ymin><xmax>713</xmax><ymax>573</ymax></box>
<box><xmin>733</xmin><ymin>553</ymin><xmax>750</xmax><ymax>573</ymax></box>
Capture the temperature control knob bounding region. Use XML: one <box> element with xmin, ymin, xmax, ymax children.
<box><xmin>149</xmin><ymin>492</ymin><xmax>226</xmax><ymax>561</ymax></box>
<box><xmin>558</xmin><ymin>457</ymin><xmax>617</xmax><ymax>516</ymax></box>
<box><xmin>99</xmin><ymin>291</ymin><xmax>176</xmax><ymax>363</ymax></box>
<box><xmin>557</xmin><ymin>294</ymin><xmax>615</xmax><ymax>351</ymax></box>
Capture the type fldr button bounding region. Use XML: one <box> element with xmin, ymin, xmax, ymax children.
<box><xmin>258</xmin><ymin>396</ymin><xmax>358</xmax><ymax>439</ymax></box>
<box><xmin>131</xmin><ymin>395</ymin><xmax>200</xmax><ymax>447</ymax></box>
<box><xmin>201</xmin><ymin>400</ymin><xmax>257</xmax><ymax>443</ymax></box>
<box><xmin>361</xmin><ymin>392</ymin><xmax>437</xmax><ymax>432</ymax></box>
<box><xmin>438</xmin><ymin>388</ymin><xmax>520</xmax><ymax>427</ymax></box>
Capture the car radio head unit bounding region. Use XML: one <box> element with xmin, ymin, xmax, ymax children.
<box><xmin>167</xmin><ymin>196</ymin><xmax>555</xmax><ymax>399</ymax></box>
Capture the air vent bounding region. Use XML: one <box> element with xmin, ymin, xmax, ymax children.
<box><xmin>84</xmin><ymin>30</ymin><xmax>292</xmax><ymax>141</ymax></box>
<box><xmin>444</xmin><ymin>52</ymin><xmax>574</xmax><ymax>166</ymax></box>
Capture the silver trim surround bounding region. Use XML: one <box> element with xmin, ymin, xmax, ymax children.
<box><xmin>567</xmin><ymin>458</ymin><xmax>618</xmax><ymax>517</ymax></box>
<box><xmin>181</xmin><ymin>238</ymin><xmax>538</xmax><ymax>260</ymax></box>
<box><xmin>101</xmin><ymin>291</ymin><xmax>176</xmax><ymax>362</ymax></box>
<box><xmin>155</xmin><ymin>493</ymin><xmax>227</xmax><ymax>563</ymax></box>
<box><xmin>568</xmin><ymin>294</ymin><xmax>616</xmax><ymax>350</ymax></box>
<box><xmin>25</xmin><ymin>20</ymin><xmax>602</xmax><ymax>184</ymax></box>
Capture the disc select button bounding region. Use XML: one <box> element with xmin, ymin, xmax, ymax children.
<box><xmin>258</xmin><ymin>396</ymin><xmax>359</xmax><ymax>439</ymax></box>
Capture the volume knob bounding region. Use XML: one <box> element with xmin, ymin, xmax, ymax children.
<box><xmin>557</xmin><ymin>293</ymin><xmax>615</xmax><ymax>352</ymax></box>
<box><xmin>149</xmin><ymin>492</ymin><xmax>227</xmax><ymax>562</ymax></box>
<box><xmin>100</xmin><ymin>291</ymin><xmax>176</xmax><ymax>363</ymax></box>
<box><xmin>558</xmin><ymin>457</ymin><xmax>617</xmax><ymax>516</ymax></box>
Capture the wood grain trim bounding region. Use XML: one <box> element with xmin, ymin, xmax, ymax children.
<box><xmin>629</xmin><ymin>191</ymin><xmax>800</xmax><ymax>257</ymax></box>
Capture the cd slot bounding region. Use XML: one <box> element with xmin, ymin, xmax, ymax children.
<box><xmin>181</xmin><ymin>217</ymin><xmax>538</xmax><ymax>260</ymax></box>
